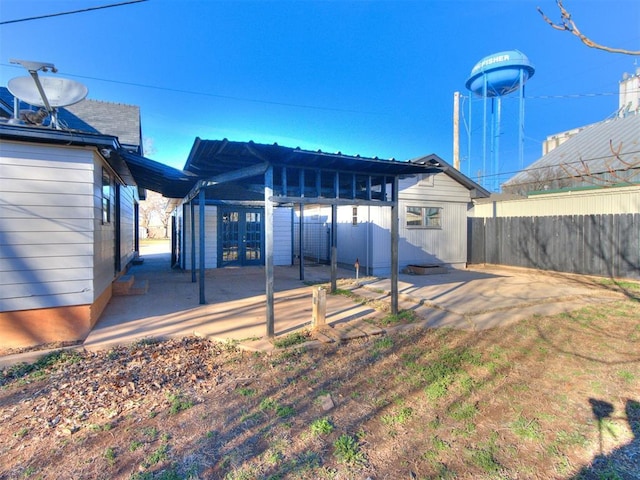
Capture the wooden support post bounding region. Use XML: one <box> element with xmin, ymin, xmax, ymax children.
<box><xmin>390</xmin><ymin>177</ymin><xmax>399</xmax><ymax>315</ymax></box>
<box><xmin>312</xmin><ymin>286</ymin><xmax>327</xmax><ymax>328</ymax></box>
<box><xmin>331</xmin><ymin>203</ymin><xmax>337</xmax><ymax>293</ymax></box>
<box><xmin>190</xmin><ymin>200</ymin><xmax>196</xmax><ymax>283</ymax></box>
<box><xmin>265</xmin><ymin>166</ymin><xmax>275</xmax><ymax>338</ymax></box>
<box><xmin>198</xmin><ymin>189</ymin><xmax>206</xmax><ymax>305</ymax></box>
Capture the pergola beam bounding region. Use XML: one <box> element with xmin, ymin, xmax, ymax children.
<box><xmin>270</xmin><ymin>196</ymin><xmax>395</xmax><ymax>207</ymax></box>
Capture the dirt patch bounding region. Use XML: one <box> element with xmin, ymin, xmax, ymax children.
<box><xmin>1</xmin><ymin>300</ymin><xmax>639</xmax><ymax>479</ymax></box>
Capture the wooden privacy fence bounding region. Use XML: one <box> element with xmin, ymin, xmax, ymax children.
<box><xmin>468</xmin><ymin>214</ymin><xmax>640</xmax><ymax>279</ymax></box>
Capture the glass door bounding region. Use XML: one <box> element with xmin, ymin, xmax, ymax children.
<box><xmin>219</xmin><ymin>208</ymin><xmax>263</xmax><ymax>266</ymax></box>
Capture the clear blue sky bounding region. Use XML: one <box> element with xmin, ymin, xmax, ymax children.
<box><xmin>1</xmin><ymin>1</ymin><xmax>638</xmax><ymax>190</ymax></box>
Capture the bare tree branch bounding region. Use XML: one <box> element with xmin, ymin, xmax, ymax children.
<box><xmin>538</xmin><ymin>0</ymin><xmax>640</xmax><ymax>55</ymax></box>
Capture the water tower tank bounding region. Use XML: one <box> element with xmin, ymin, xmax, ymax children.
<box><xmin>465</xmin><ymin>50</ymin><xmax>535</xmax><ymax>97</ymax></box>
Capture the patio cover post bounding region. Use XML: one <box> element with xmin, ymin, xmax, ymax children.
<box><xmin>199</xmin><ymin>188</ymin><xmax>206</xmax><ymax>305</ymax></box>
<box><xmin>299</xmin><ymin>203</ymin><xmax>304</xmax><ymax>281</ymax></box>
<box><xmin>331</xmin><ymin>204</ymin><xmax>337</xmax><ymax>293</ymax></box>
<box><xmin>390</xmin><ymin>176</ymin><xmax>399</xmax><ymax>315</ymax></box>
<box><xmin>265</xmin><ymin>166</ymin><xmax>275</xmax><ymax>337</ymax></box>
<box><xmin>190</xmin><ymin>200</ymin><xmax>196</xmax><ymax>283</ymax></box>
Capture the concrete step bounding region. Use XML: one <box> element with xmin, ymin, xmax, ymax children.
<box><xmin>113</xmin><ymin>276</ymin><xmax>148</xmax><ymax>296</ymax></box>
<box><xmin>113</xmin><ymin>275</ymin><xmax>134</xmax><ymax>295</ymax></box>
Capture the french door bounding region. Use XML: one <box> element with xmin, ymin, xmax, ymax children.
<box><xmin>218</xmin><ymin>208</ymin><xmax>264</xmax><ymax>266</ymax></box>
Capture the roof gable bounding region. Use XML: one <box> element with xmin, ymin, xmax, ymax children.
<box><xmin>409</xmin><ymin>153</ymin><xmax>490</xmax><ymax>198</ymax></box>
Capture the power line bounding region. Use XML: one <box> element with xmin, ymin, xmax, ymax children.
<box><xmin>475</xmin><ymin>149</ymin><xmax>640</xmax><ymax>181</ymax></box>
<box><xmin>0</xmin><ymin>0</ymin><xmax>148</xmax><ymax>25</ymax></box>
<box><xmin>0</xmin><ymin>63</ymin><xmax>382</xmax><ymax>115</ymax></box>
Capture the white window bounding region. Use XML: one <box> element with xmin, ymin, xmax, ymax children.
<box><xmin>406</xmin><ymin>206</ymin><xmax>442</xmax><ymax>228</ymax></box>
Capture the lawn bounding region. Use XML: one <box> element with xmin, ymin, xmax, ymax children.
<box><xmin>1</xmin><ymin>296</ymin><xmax>638</xmax><ymax>479</ymax></box>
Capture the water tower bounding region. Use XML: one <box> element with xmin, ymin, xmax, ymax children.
<box><xmin>463</xmin><ymin>50</ymin><xmax>534</xmax><ymax>190</ymax></box>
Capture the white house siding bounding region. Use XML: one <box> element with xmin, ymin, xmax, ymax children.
<box><xmin>92</xmin><ymin>156</ymin><xmax>138</xmax><ymax>302</ymax></box>
<box><xmin>335</xmin><ymin>205</ymin><xmax>375</xmax><ymax>274</ymax></box>
<box><xmin>118</xmin><ymin>184</ymin><xmax>138</xmax><ymax>267</ymax></box>
<box><xmin>0</xmin><ymin>141</ymin><xmax>96</xmax><ymax>312</ymax></box>
<box><xmin>470</xmin><ymin>185</ymin><xmax>640</xmax><ymax>218</ymax></box>
<box><xmin>335</xmin><ymin>172</ymin><xmax>472</xmax><ymax>275</ymax></box>
<box><xmin>273</xmin><ymin>206</ymin><xmax>292</xmax><ymax>266</ymax></box>
<box><xmin>398</xmin><ymin>173</ymin><xmax>471</xmax><ymax>269</ymax></box>
<box><xmin>180</xmin><ymin>205</ymin><xmax>218</xmax><ymax>269</ymax></box>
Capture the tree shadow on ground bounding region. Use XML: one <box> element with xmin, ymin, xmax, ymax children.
<box><xmin>570</xmin><ymin>398</ymin><xmax>640</xmax><ymax>480</ymax></box>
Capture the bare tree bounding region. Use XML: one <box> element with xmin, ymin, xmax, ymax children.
<box><xmin>503</xmin><ymin>165</ymin><xmax>570</xmax><ymax>195</ymax></box>
<box><xmin>537</xmin><ymin>0</ymin><xmax>640</xmax><ymax>55</ymax></box>
<box><xmin>560</xmin><ymin>140</ymin><xmax>640</xmax><ymax>187</ymax></box>
<box><xmin>139</xmin><ymin>191</ymin><xmax>171</xmax><ymax>238</ymax></box>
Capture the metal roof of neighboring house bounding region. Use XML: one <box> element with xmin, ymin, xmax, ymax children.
<box><xmin>0</xmin><ymin>87</ymin><xmax>142</xmax><ymax>152</ymax></box>
<box><xmin>503</xmin><ymin>113</ymin><xmax>640</xmax><ymax>190</ymax></box>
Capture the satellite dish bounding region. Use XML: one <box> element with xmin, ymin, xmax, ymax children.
<box><xmin>8</xmin><ymin>76</ymin><xmax>88</xmax><ymax>108</ymax></box>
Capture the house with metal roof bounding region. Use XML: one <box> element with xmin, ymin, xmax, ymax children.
<box><xmin>502</xmin><ymin>112</ymin><xmax>639</xmax><ymax>195</ymax></box>
<box><xmin>468</xmin><ymin>107</ymin><xmax>639</xmax><ymax>280</ymax></box>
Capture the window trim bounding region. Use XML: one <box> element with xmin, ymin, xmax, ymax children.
<box><xmin>102</xmin><ymin>168</ymin><xmax>112</xmax><ymax>224</ymax></box>
<box><xmin>406</xmin><ymin>205</ymin><xmax>442</xmax><ymax>229</ymax></box>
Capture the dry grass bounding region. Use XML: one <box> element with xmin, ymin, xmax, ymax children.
<box><xmin>1</xmin><ymin>299</ymin><xmax>638</xmax><ymax>479</ymax></box>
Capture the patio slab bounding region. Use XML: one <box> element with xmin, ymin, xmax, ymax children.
<box><xmin>0</xmin><ymin>241</ymin><xmax>626</xmax><ymax>368</ymax></box>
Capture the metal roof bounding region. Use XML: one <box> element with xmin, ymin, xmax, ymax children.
<box><xmin>184</xmin><ymin>138</ymin><xmax>443</xmax><ymax>178</ymax></box>
<box><xmin>121</xmin><ymin>151</ymin><xmax>197</xmax><ymax>199</ymax></box>
<box><xmin>504</xmin><ymin>113</ymin><xmax>640</xmax><ymax>189</ymax></box>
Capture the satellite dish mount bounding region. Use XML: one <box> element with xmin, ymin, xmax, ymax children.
<box><xmin>8</xmin><ymin>59</ymin><xmax>88</xmax><ymax>129</ymax></box>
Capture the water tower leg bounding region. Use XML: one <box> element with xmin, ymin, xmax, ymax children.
<box><xmin>494</xmin><ymin>96</ymin><xmax>502</xmax><ymax>191</ymax></box>
<box><xmin>467</xmin><ymin>92</ymin><xmax>473</xmax><ymax>178</ymax></box>
<box><xmin>482</xmin><ymin>75</ymin><xmax>488</xmax><ymax>189</ymax></box>
<box><xmin>519</xmin><ymin>69</ymin><xmax>526</xmax><ymax>171</ymax></box>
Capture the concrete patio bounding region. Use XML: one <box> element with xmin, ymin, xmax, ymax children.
<box><xmin>0</xmin><ymin>240</ymin><xmax>624</xmax><ymax>368</ymax></box>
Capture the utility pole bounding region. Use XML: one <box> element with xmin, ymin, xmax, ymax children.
<box><xmin>453</xmin><ymin>91</ymin><xmax>460</xmax><ymax>170</ymax></box>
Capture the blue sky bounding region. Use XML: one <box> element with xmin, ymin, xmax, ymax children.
<box><xmin>1</xmin><ymin>0</ymin><xmax>638</xmax><ymax>190</ymax></box>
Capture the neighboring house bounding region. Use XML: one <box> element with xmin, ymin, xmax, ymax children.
<box><xmin>0</xmin><ymin>88</ymin><xmax>148</xmax><ymax>349</ymax></box>
<box><xmin>484</xmin><ymin>84</ymin><xmax>639</xmax><ymax>279</ymax></box>
<box><xmin>503</xmin><ymin>70</ymin><xmax>639</xmax><ymax>195</ymax></box>
<box><xmin>170</xmin><ymin>140</ymin><xmax>489</xmax><ymax>276</ymax></box>
<box><xmin>502</xmin><ymin>110</ymin><xmax>639</xmax><ymax>195</ymax></box>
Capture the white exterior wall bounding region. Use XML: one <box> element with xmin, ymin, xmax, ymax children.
<box><xmin>335</xmin><ymin>172</ymin><xmax>472</xmax><ymax>275</ymax></box>
<box><xmin>118</xmin><ymin>183</ymin><xmax>138</xmax><ymax>267</ymax></box>
<box><xmin>470</xmin><ymin>185</ymin><xmax>640</xmax><ymax>218</ymax></box>
<box><xmin>93</xmin><ymin>158</ymin><xmax>138</xmax><ymax>300</ymax></box>
<box><xmin>273</xmin><ymin>206</ymin><xmax>292</xmax><ymax>266</ymax></box>
<box><xmin>336</xmin><ymin>205</ymin><xmax>372</xmax><ymax>272</ymax></box>
<box><xmin>1</xmin><ymin>141</ymin><xmax>97</xmax><ymax>311</ymax></box>
<box><xmin>181</xmin><ymin>204</ymin><xmax>218</xmax><ymax>269</ymax></box>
